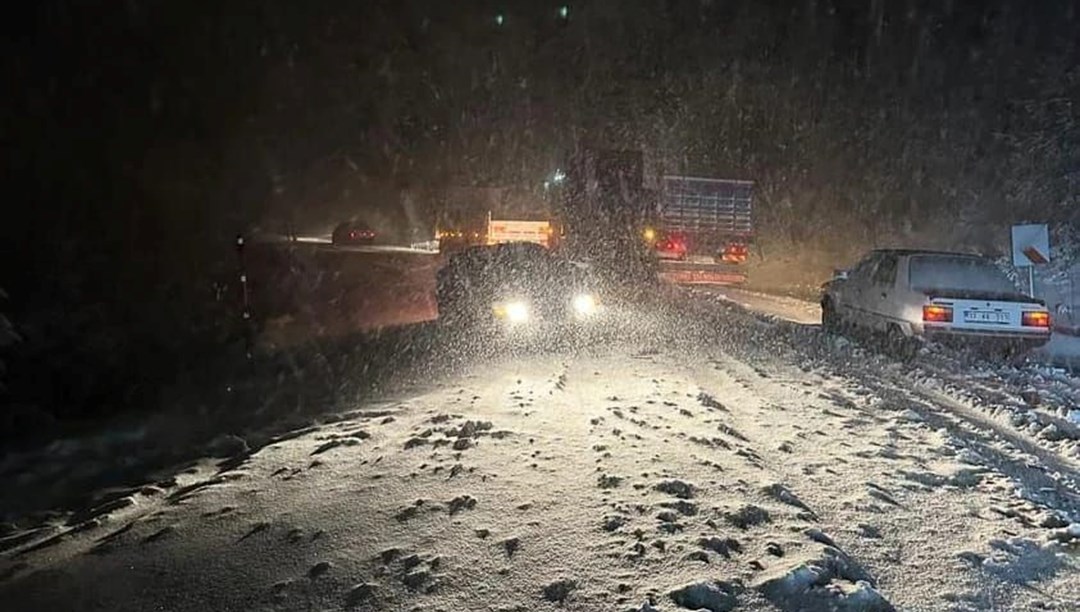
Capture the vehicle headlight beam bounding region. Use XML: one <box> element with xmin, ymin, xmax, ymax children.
<box><xmin>573</xmin><ymin>293</ymin><xmax>598</xmax><ymax>317</ymax></box>
<box><xmin>504</xmin><ymin>300</ymin><xmax>530</xmax><ymax>323</ymax></box>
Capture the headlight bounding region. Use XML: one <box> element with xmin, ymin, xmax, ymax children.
<box><xmin>495</xmin><ymin>300</ymin><xmax>530</xmax><ymax>323</ymax></box>
<box><xmin>572</xmin><ymin>293</ymin><xmax>598</xmax><ymax>316</ymax></box>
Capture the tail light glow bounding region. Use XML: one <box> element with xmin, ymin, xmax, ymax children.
<box><xmin>1022</xmin><ymin>311</ymin><xmax>1050</xmax><ymax>328</ymax></box>
<box><xmin>922</xmin><ymin>305</ymin><xmax>953</xmax><ymax>323</ymax></box>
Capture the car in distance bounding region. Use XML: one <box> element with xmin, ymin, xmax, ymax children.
<box><xmin>331</xmin><ymin>221</ymin><xmax>376</xmax><ymax>246</ymax></box>
<box><xmin>821</xmin><ymin>249</ymin><xmax>1051</xmax><ymax>358</ymax></box>
<box><xmin>435</xmin><ymin>242</ymin><xmax>602</xmax><ymax>332</ymax></box>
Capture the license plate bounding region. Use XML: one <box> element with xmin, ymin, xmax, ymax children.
<box><xmin>964</xmin><ymin>310</ymin><xmax>1008</xmax><ymax>324</ymax></box>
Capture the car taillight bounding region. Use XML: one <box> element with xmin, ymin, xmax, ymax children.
<box><xmin>1022</xmin><ymin>311</ymin><xmax>1050</xmax><ymax>328</ymax></box>
<box><xmin>922</xmin><ymin>305</ymin><xmax>953</xmax><ymax>323</ymax></box>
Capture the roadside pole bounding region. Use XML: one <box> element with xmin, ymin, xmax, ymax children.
<box><xmin>1011</xmin><ymin>224</ymin><xmax>1050</xmax><ymax>299</ymax></box>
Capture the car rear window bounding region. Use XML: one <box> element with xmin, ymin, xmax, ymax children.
<box><xmin>908</xmin><ymin>256</ymin><xmax>1017</xmax><ymax>294</ymax></box>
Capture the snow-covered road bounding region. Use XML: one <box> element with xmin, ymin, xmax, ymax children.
<box><xmin>697</xmin><ymin>285</ymin><xmax>823</xmax><ymax>326</ymax></box>
<box><xmin>1</xmin><ymin>293</ymin><xmax>1078</xmax><ymax>611</ymax></box>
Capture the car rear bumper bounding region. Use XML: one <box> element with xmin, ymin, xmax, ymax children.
<box><xmin>919</xmin><ymin>325</ymin><xmax>1051</xmax><ymax>349</ymax></box>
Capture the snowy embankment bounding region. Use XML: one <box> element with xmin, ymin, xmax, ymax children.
<box><xmin>703</xmin><ymin>285</ymin><xmax>1080</xmax><ymax>458</ymax></box>
<box><xmin>0</xmin><ymin>293</ymin><xmax>1077</xmax><ymax>611</ymax></box>
<box><xmin>1037</xmin><ymin>333</ymin><xmax>1080</xmax><ymax>372</ymax></box>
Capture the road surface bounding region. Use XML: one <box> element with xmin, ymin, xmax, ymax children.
<box><xmin>696</xmin><ymin>285</ymin><xmax>822</xmax><ymax>326</ymax></box>
<box><xmin>1</xmin><ymin>292</ymin><xmax>1079</xmax><ymax>611</ymax></box>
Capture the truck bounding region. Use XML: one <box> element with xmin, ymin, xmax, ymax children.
<box><xmin>434</xmin><ymin>186</ymin><xmax>557</xmax><ymax>253</ymax></box>
<box><xmin>646</xmin><ymin>175</ymin><xmax>754</xmax><ymax>285</ymax></box>
<box><xmin>485</xmin><ymin>216</ymin><xmax>555</xmax><ymax>248</ymax></box>
<box><xmin>560</xmin><ymin>148</ymin><xmax>753</xmax><ymax>286</ymax></box>
<box><xmin>560</xmin><ymin>148</ymin><xmax>654</xmax><ymax>284</ymax></box>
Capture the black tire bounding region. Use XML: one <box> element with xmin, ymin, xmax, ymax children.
<box><xmin>886</xmin><ymin>325</ymin><xmax>919</xmax><ymax>362</ymax></box>
<box><xmin>821</xmin><ymin>299</ymin><xmax>841</xmax><ymax>333</ymax></box>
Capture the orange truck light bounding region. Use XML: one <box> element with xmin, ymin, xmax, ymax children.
<box><xmin>922</xmin><ymin>305</ymin><xmax>953</xmax><ymax>323</ymax></box>
<box><xmin>720</xmin><ymin>243</ymin><xmax>749</xmax><ymax>264</ymax></box>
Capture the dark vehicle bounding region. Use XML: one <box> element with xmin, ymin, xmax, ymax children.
<box><xmin>561</xmin><ymin>148</ymin><xmax>658</xmax><ymax>291</ymax></box>
<box><xmin>435</xmin><ymin>242</ymin><xmax>602</xmax><ymax>331</ymax></box>
<box><xmin>331</xmin><ymin>220</ymin><xmax>376</xmax><ymax>246</ymax></box>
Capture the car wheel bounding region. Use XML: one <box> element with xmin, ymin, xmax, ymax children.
<box><xmin>886</xmin><ymin>325</ymin><xmax>918</xmax><ymax>361</ymax></box>
<box><xmin>821</xmin><ymin>299</ymin><xmax>841</xmax><ymax>333</ymax></box>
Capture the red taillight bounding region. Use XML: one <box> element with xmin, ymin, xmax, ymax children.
<box><xmin>349</xmin><ymin>230</ymin><xmax>357</xmax><ymax>239</ymax></box>
<box><xmin>1022</xmin><ymin>311</ymin><xmax>1050</xmax><ymax>328</ymax></box>
<box><xmin>923</xmin><ymin>305</ymin><xmax>953</xmax><ymax>323</ymax></box>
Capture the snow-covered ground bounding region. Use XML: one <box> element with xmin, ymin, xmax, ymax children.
<box><xmin>1</xmin><ymin>292</ymin><xmax>1078</xmax><ymax>611</ymax></box>
<box><xmin>699</xmin><ymin>286</ymin><xmax>822</xmax><ymax>326</ymax></box>
<box><xmin>1037</xmin><ymin>334</ymin><xmax>1080</xmax><ymax>372</ymax></box>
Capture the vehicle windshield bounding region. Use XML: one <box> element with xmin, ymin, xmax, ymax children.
<box><xmin>908</xmin><ymin>255</ymin><xmax>1018</xmax><ymax>294</ymax></box>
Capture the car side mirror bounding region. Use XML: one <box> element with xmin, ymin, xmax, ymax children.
<box><xmin>833</xmin><ymin>269</ymin><xmax>850</xmax><ymax>281</ymax></box>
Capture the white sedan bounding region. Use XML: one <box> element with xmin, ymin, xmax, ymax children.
<box><xmin>821</xmin><ymin>249</ymin><xmax>1051</xmax><ymax>358</ymax></box>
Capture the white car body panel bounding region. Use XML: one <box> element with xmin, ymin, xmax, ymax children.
<box><xmin>823</xmin><ymin>250</ymin><xmax>1051</xmax><ymax>348</ymax></box>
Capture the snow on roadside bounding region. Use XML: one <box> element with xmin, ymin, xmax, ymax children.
<box><xmin>1036</xmin><ymin>332</ymin><xmax>1080</xmax><ymax>371</ymax></box>
<box><xmin>690</xmin><ymin>288</ymin><xmax>1080</xmax><ymax>519</ymax></box>
<box><xmin>696</xmin><ymin>287</ymin><xmax>1080</xmax><ymax>456</ymax></box>
<box><xmin>2</xmin><ymin>346</ymin><xmax>933</xmax><ymax>611</ymax></box>
<box><xmin>0</xmin><ymin>290</ymin><xmax>1078</xmax><ymax>611</ymax></box>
